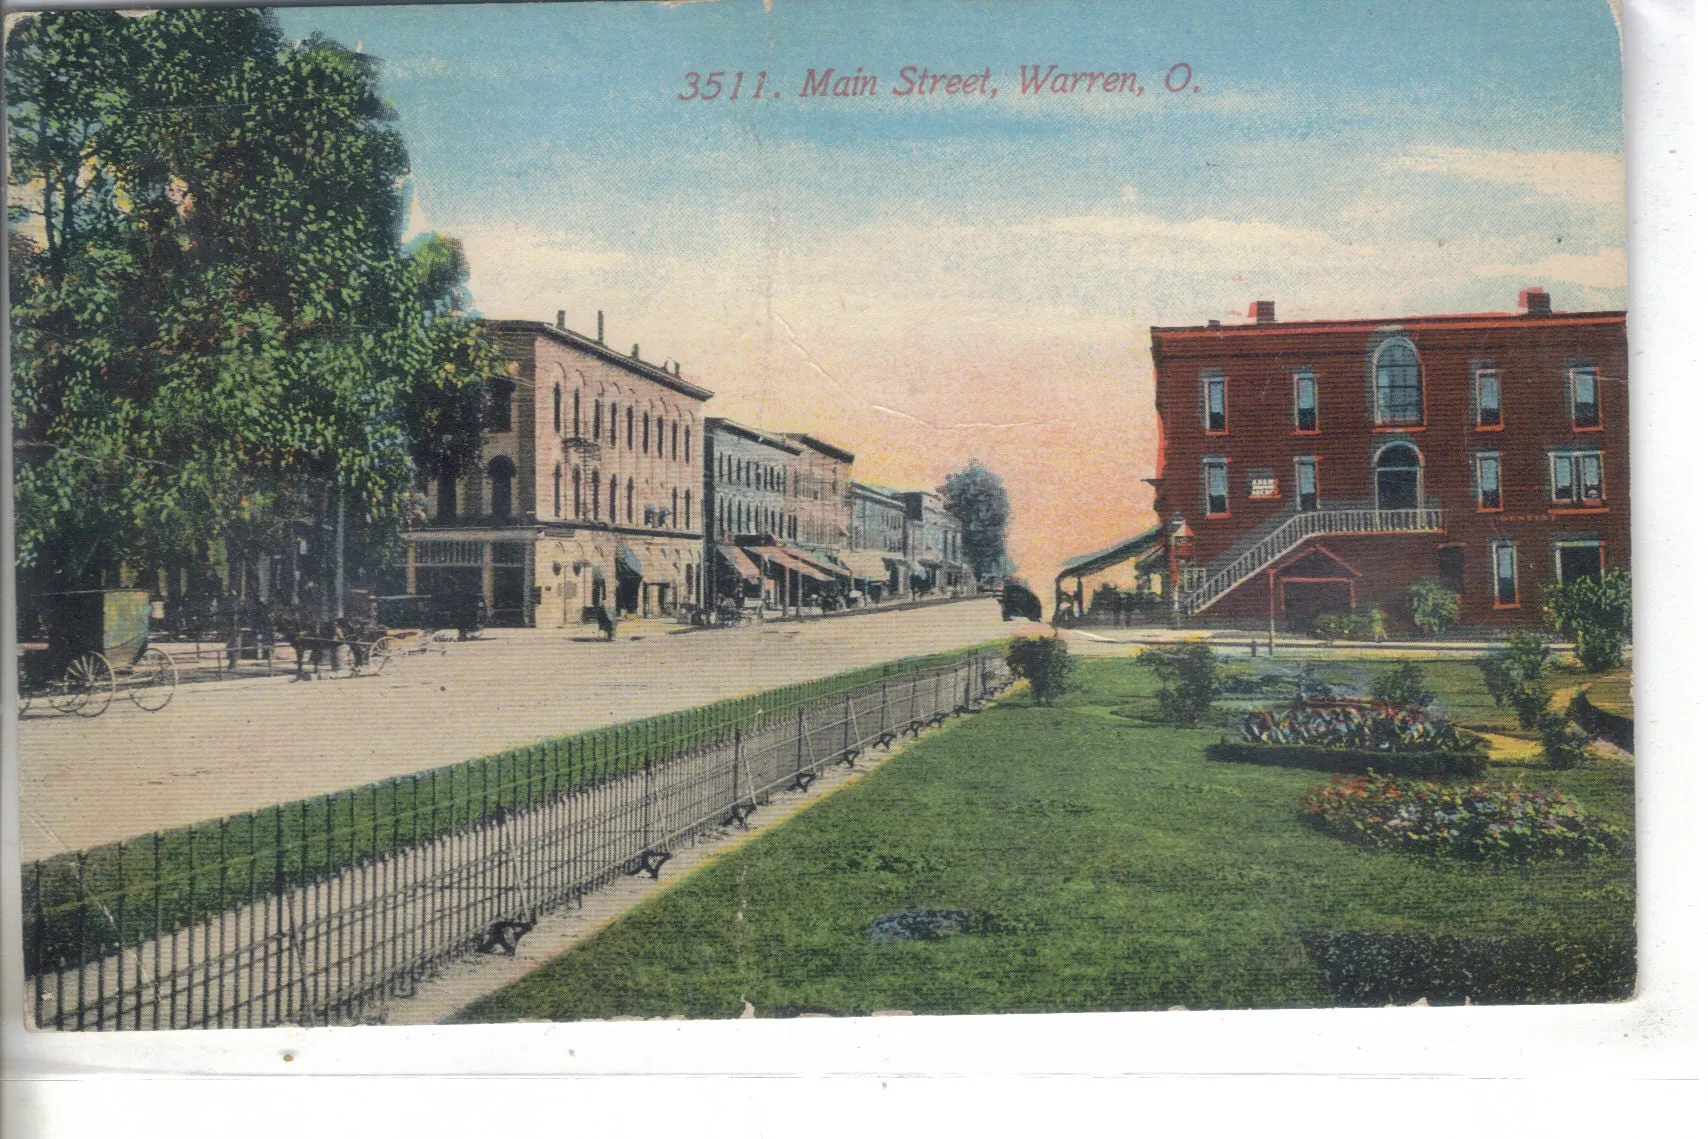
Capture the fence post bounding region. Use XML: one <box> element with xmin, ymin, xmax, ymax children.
<box><xmin>796</xmin><ymin>706</ymin><xmax>806</xmax><ymax>776</ymax></box>
<box><xmin>844</xmin><ymin>692</ymin><xmax>854</xmax><ymax>753</ymax></box>
<box><xmin>732</xmin><ymin>726</ymin><xmax>744</xmax><ymax>817</ymax></box>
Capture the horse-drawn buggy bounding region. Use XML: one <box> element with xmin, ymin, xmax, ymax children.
<box><xmin>17</xmin><ymin>589</ymin><xmax>177</xmax><ymax>716</ymax></box>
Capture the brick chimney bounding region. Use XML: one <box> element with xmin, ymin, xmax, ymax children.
<box><xmin>1249</xmin><ymin>300</ymin><xmax>1275</xmax><ymax>324</ymax></box>
<box><xmin>596</xmin><ymin>310</ymin><xmax>605</xmax><ymax>343</ymax></box>
<box><xmin>555</xmin><ymin>309</ymin><xmax>565</xmax><ymax>329</ymax></box>
<box><xmin>1520</xmin><ymin>287</ymin><xmax>1551</xmax><ymax>316</ymax></box>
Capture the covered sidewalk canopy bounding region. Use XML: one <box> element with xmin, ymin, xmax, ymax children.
<box><xmin>1054</xmin><ymin>523</ymin><xmax>1168</xmax><ymax>614</ymax></box>
<box><xmin>745</xmin><ymin>545</ymin><xmax>839</xmax><ymax>584</ymax></box>
<box><xmin>717</xmin><ymin>544</ymin><xmax>765</xmax><ymax>583</ymax></box>
<box><xmin>618</xmin><ymin>544</ymin><xmax>678</xmax><ymax>584</ymax></box>
<box><xmin>837</xmin><ymin>550</ymin><xmax>895</xmax><ymax>583</ymax></box>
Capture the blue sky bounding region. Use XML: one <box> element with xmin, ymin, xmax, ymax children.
<box><xmin>277</xmin><ymin>0</ymin><xmax>1626</xmax><ymax>578</ymax></box>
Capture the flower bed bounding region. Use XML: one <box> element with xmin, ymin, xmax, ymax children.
<box><xmin>1300</xmin><ymin>774</ymin><xmax>1623</xmax><ymax>860</ymax></box>
<box><xmin>1241</xmin><ymin>701</ymin><xmax>1483</xmax><ymax>754</ymax></box>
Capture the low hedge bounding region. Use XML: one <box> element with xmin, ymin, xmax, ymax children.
<box><xmin>1208</xmin><ymin>740</ymin><xmax>1487</xmax><ymax>778</ymax></box>
<box><xmin>1301</xmin><ymin>929</ymin><xmax>1636</xmax><ymax>1006</ymax></box>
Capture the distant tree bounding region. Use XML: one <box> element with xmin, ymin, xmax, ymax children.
<box><xmin>940</xmin><ymin>461</ymin><xmax>1011</xmax><ymax>581</ymax></box>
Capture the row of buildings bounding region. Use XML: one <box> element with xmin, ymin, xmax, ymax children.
<box><xmin>1057</xmin><ymin>289</ymin><xmax>1628</xmax><ymax>634</ymax></box>
<box><xmin>403</xmin><ymin>314</ymin><xmax>969</xmax><ymax>626</ymax></box>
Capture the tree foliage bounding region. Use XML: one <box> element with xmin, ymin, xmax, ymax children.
<box><xmin>8</xmin><ymin>9</ymin><xmax>494</xmax><ymax>605</ymax></box>
<box><xmin>1543</xmin><ymin>569</ymin><xmax>1632</xmax><ymax>673</ymax></box>
<box><xmin>1005</xmin><ymin>635</ymin><xmax>1073</xmax><ymax>705</ymax></box>
<box><xmin>940</xmin><ymin>461</ymin><xmax>1011</xmax><ymax>581</ymax></box>
<box><xmin>1409</xmin><ymin>578</ymin><xmax>1461</xmax><ymax>637</ymax></box>
<box><xmin>1140</xmin><ymin>642</ymin><xmax>1222</xmax><ymax>726</ymax></box>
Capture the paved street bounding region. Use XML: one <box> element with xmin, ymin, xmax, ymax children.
<box><xmin>18</xmin><ymin>599</ymin><xmax>1034</xmax><ymax>861</ymax></box>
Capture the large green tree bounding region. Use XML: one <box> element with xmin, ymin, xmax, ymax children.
<box><xmin>940</xmin><ymin>460</ymin><xmax>1012</xmax><ymax>581</ymax></box>
<box><xmin>8</xmin><ymin>9</ymin><xmax>493</xmax><ymax>619</ymax></box>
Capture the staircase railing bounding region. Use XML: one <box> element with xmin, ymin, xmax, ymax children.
<box><xmin>1181</xmin><ymin>507</ymin><xmax>1443</xmax><ymax>615</ymax></box>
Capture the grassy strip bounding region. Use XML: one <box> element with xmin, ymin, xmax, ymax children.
<box><xmin>454</xmin><ymin>655</ymin><xmax>1633</xmax><ymax>1020</ymax></box>
<box><xmin>22</xmin><ymin>643</ymin><xmax>1001</xmax><ymax>975</ymax></box>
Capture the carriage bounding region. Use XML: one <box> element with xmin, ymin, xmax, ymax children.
<box><xmin>17</xmin><ymin>590</ymin><xmax>177</xmax><ymax>717</ymax></box>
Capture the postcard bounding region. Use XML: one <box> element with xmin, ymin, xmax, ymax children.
<box><xmin>4</xmin><ymin>0</ymin><xmax>1688</xmax><ymax>1096</ymax></box>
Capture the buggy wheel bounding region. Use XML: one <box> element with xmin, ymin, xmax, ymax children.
<box><xmin>367</xmin><ymin>636</ymin><xmax>396</xmax><ymax>676</ymax></box>
<box><xmin>129</xmin><ymin>648</ymin><xmax>177</xmax><ymax>711</ymax></box>
<box><xmin>55</xmin><ymin>653</ymin><xmax>114</xmax><ymax>717</ymax></box>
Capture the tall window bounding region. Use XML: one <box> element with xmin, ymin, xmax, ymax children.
<box><xmin>487</xmin><ymin>456</ymin><xmax>515</xmax><ymax>520</ymax></box>
<box><xmin>1476</xmin><ymin>453</ymin><xmax>1502</xmax><ymax>510</ymax></box>
<box><xmin>625</xmin><ymin>478</ymin><xmax>634</xmax><ymax>523</ymax></box>
<box><xmin>684</xmin><ymin>490</ymin><xmax>692</xmax><ymax>530</ymax></box>
<box><xmin>671</xmin><ymin>489</ymin><xmax>679</xmax><ymax>528</ymax></box>
<box><xmin>572</xmin><ymin>391</ymin><xmax>582</xmax><ymax>437</ymax></box>
<box><xmin>609</xmin><ymin>475</ymin><xmax>618</xmax><ymax>521</ymax></box>
<box><xmin>1556</xmin><ymin>542</ymin><xmax>1604</xmax><ymax>585</ymax></box>
<box><xmin>553</xmin><ymin>463</ymin><xmax>562</xmax><ymax>516</ymax></box>
<box><xmin>1438</xmin><ymin>545</ymin><xmax>1465</xmax><ymax>595</ymax></box>
<box><xmin>641</xmin><ymin>413</ymin><xmax>650</xmax><ymax>453</ymax></box>
<box><xmin>1571</xmin><ymin>366</ymin><xmax>1600</xmax><ymax>428</ymax></box>
<box><xmin>1492</xmin><ymin>542</ymin><xmax>1519</xmax><ymax>607</ymax></box>
<box><xmin>684</xmin><ymin>431</ymin><xmax>692</xmax><ymax>465</ymax></box>
<box><xmin>572</xmin><ymin>467</ymin><xmax>583</xmax><ymax>518</ymax></box>
<box><xmin>552</xmin><ymin>384</ymin><xmax>562</xmax><ymax>434</ymax></box>
<box><xmin>436</xmin><ymin>473</ymin><xmax>457</xmax><ymax>521</ymax></box>
<box><xmin>672</xmin><ymin>422</ymin><xmax>680</xmax><ymax>460</ymax></box>
<box><xmin>1550</xmin><ymin>451</ymin><xmax>1604</xmax><ymax>507</ymax></box>
<box><xmin>1295</xmin><ymin>456</ymin><xmax>1318</xmax><ymax>511</ymax></box>
<box><xmin>1203</xmin><ymin>372</ymin><xmax>1227</xmax><ymax>433</ymax></box>
<box><xmin>1476</xmin><ymin>369</ymin><xmax>1501</xmax><ymax>428</ymax></box>
<box><xmin>626</xmin><ymin>407</ymin><xmax>635</xmax><ymax>450</ymax></box>
<box><xmin>1374</xmin><ymin>339</ymin><xmax>1422</xmax><ymax>425</ymax></box>
<box><xmin>1203</xmin><ymin>458</ymin><xmax>1229</xmax><ymax>516</ymax></box>
<box><xmin>1294</xmin><ymin>372</ymin><xmax>1317</xmax><ymax>432</ymax></box>
<box><xmin>608</xmin><ymin>404</ymin><xmax>617</xmax><ymax>446</ymax></box>
<box><xmin>591</xmin><ymin>469</ymin><xmax>600</xmax><ymax>520</ymax></box>
<box><xmin>487</xmin><ymin>378</ymin><xmax>515</xmax><ymax>432</ymax></box>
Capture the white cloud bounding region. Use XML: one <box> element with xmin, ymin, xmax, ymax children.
<box><xmin>1397</xmin><ymin>146</ymin><xmax>1625</xmax><ymax>209</ymax></box>
<box><xmin>1473</xmin><ymin>246</ymin><xmax>1628</xmax><ymax>290</ymax></box>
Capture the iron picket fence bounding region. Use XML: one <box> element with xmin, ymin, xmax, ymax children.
<box><xmin>23</xmin><ymin>648</ymin><xmax>1008</xmax><ymax>1030</ymax></box>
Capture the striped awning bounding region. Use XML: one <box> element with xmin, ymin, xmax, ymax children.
<box><xmin>838</xmin><ymin>550</ymin><xmax>895</xmax><ymax>581</ymax></box>
<box><xmin>745</xmin><ymin>545</ymin><xmax>837</xmax><ymax>583</ymax></box>
<box><xmin>717</xmin><ymin>544</ymin><xmax>765</xmax><ymax>582</ymax></box>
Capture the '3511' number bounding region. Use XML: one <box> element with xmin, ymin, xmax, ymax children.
<box><xmin>678</xmin><ymin>71</ymin><xmax>768</xmax><ymax>101</ymax></box>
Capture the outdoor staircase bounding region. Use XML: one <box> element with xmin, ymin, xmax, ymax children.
<box><xmin>1180</xmin><ymin>506</ymin><xmax>1443</xmax><ymax>616</ymax></box>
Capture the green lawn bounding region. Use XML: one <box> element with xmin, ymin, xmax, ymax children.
<box><xmin>453</xmin><ymin>655</ymin><xmax>1635</xmax><ymax>1021</ymax></box>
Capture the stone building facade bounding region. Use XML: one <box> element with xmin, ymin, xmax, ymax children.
<box><xmin>406</xmin><ymin>316</ymin><xmax>711</xmax><ymax>625</ymax></box>
<box><xmin>896</xmin><ymin>490</ymin><xmax>968</xmax><ymax>596</ymax></box>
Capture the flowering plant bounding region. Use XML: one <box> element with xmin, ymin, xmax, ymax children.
<box><xmin>1300</xmin><ymin>773</ymin><xmax>1622</xmax><ymax>860</ymax></box>
<box><xmin>1242</xmin><ymin>702</ymin><xmax>1482</xmax><ymax>753</ymax></box>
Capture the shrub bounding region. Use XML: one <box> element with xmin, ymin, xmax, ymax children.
<box><xmin>1536</xmin><ymin>709</ymin><xmax>1593</xmax><ymax>770</ymax></box>
<box><xmin>1409</xmin><ymin>578</ymin><xmax>1462</xmax><ymax>637</ymax></box>
<box><xmin>1209</xmin><ymin>741</ymin><xmax>1487</xmax><ymax>779</ymax></box>
<box><xmin>1302</xmin><ymin>929</ymin><xmax>1636</xmax><ymax>1006</ymax></box>
<box><xmin>1478</xmin><ymin>631</ymin><xmax>1552</xmax><ymax>730</ymax></box>
<box><xmin>1300</xmin><ymin>773</ymin><xmax>1623</xmax><ymax>861</ymax></box>
<box><xmin>1371</xmin><ymin>662</ymin><xmax>1435</xmax><ymax>713</ymax></box>
<box><xmin>1139</xmin><ymin>642</ymin><xmax>1222</xmax><ymax>725</ymax></box>
<box><xmin>1543</xmin><ymin>569</ymin><xmax>1632</xmax><ymax>672</ymax></box>
<box><xmin>1313</xmin><ymin>604</ymin><xmax>1386</xmax><ymax>642</ymax></box>
<box><xmin>1005</xmin><ymin>635</ymin><xmax>1074</xmax><ymax>705</ymax></box>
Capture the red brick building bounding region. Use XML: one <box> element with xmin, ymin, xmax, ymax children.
<box><xmin>1146</xmin><ymin>291</ymin><xmax>1627</xmax><ymax>633</ymax></box>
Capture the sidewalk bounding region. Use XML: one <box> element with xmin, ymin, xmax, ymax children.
<box><xmin>1060</xmin><ymin>625</ymin><xmax>1573</xmax><ymax>656</ymax></box>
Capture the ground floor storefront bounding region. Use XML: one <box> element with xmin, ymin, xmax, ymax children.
<box><xmin>406</xmin><ymin>527</ymin><xmax>704</xmax><ymax>627</ymax></box>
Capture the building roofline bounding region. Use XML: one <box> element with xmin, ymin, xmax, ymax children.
<box><xmin>850</xmin><ymin>479</ymin><xmax>904</xmax><ymax>501</ymax></box>
<box><xmin>783</xmin><ymin>432</ymin><xmax>856</xmax><ymax>463</ymax></box>
<box><xmin>704</xmin><ymin>417</ymin><xmax>802</xmax><ymax>453</ymax></box>
<box><xmin>1151</xmin><ymin>309</ymin><xmax>1627</xmax><ymax>344</ymax></box>
<box><xmin>484</xmin><ymin>319</ymin><xmax>716</xmax><ymax>402</ymax></box>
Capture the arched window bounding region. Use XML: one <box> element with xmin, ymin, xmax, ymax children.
<box><xmin>608</xmin><ymin>403</ymin><xmax>617</xmax><ymax>446</ymax></box>
<box><xmin>684</xmin><ymin>431</ymin><xmax>692</xmax><ymax>466</ymax></box>
<box><xmin>626</xmin><ymin>478</ymin><xmax>634</xmax><ymax>523</ymax></box>
<box><xmin>626</xmin><ymin>407</ymin><xmax>634</xmax><ymax>450</ymax></box>
<box><xmin>487</xmin><ymin>378</ymin><xmax>515</xmax><ymax>432</ymax></box>
<box><xmin>1374</xmin><ymin>441</ymin><xmax>1422</xmax><ymax>509</ymax></box>
<box><xmin>684</xmin><ymin>490</ymin><xmax>693</xmax><ymax>530</ymax></box>
<box><xmin>487</xmin><ymin>455</ymin><xmax>516</xmax><ymax>519</ymax></box>
<box><xmin>671</xmin><ymin>422</ymin><xmax>680</xmax><ymax>460</ymax></box>
<box><xmin>572</xmin><ymin>467</ymin><xmax>583</xmax><ymax>518</ymax></box>
<box><xmin>437</xmin><ymin>473</ymin><xmax>458</xmax><ymax>521</ymax></box>
<box><xmin>1373</xmin><ymin>339</ymin><xmax>1423</xmax><ymax>425</ymax></box>
<box><xmin>572</xmin><ymin>390</ymin><xmax>582</xmax><ymax>437</ymax></box>
<box><xmin>609</xmin><ymin>475</ymin><xmax>618</xmax><ymax>521</ymax></box>
<box><xmin>592</xmin><ymin>400</ymin><xmax>602</xmax><ymax>440</ymax></box>
<box><xmin>590</xmin><ymin>469</ymin><xmax>600</xmax><ymax>521</ymax></box>
<box><xmin>642</xmin><ymin>412</ymin><xmax>650</xmax><ymax>454</ymax></box>
<box><xmin>552</xmin><ymin>384</ymin><xmax>562</xmax><ymax>434</ymax></box>
<box><xmin>553</xmin><ymin>463</ymin><xmax>563</xmax><ymax>517</ymax></box>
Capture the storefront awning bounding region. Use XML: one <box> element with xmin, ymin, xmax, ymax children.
<box><xmin>745</xmin><ymin>545</ymin><xmax>836</xmax><ymax>584</ymax></box>
<box><xmin>717</xmin><ymin>544</ymin><xmax>765</xmax><ymax>582</ymax></box>
<box><xmin>619</xmin><ymin>544</ymin><xmax>680</xmax><ymax>584</ymax></box>
<box><xmin>1055</xmin><ymin>523</ymin><xmax>1168</xmax><ymax>587</ymax></box>
<box><xmin>839</xmin><ymin>550</ymin><xmax>895</xmax><ymax>581</ymax></box>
